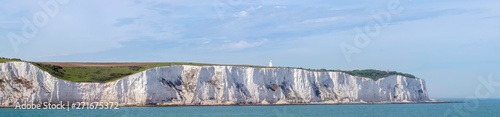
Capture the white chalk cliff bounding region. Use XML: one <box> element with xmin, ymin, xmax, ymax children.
<box><xmin>0</xmin><ymin>62</ymin><xmax>429</xmax><ymax>106</ymax></box>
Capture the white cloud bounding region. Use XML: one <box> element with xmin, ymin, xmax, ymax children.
<box><xmin>232</xmin><ymin>4</ymin><xmax>263</xmax><ymax>19</ymax></box>
<box><xmin>274</xmin><ymin>6</ymin><xmax>287</xmax><ymax>9</ymax></box>
<box><xmin>301</xmin><ymin>16</ymin><xmax>344</xmax><ymax>24</ymax></box>
<box><xmin>249</xmin><ymin>5</ymin><xmax>263</xmax><ymax>10</ymax></box>
<box><xmin>234</xmin><ymin>11</ymin><xmax>249</xmax><ymax>18</ymax></box>
<box><xmin>219</xmin><ymin>39</ymin><xmax>268</xmax><ymax>50</ymax></box>
<box><xmin>0</xmin><ymin>0</ymin><xmax>189</xmax><ymax>57</ymax></box>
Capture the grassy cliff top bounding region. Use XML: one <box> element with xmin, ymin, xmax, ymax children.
<box><xmin>292</xmin><ymin>68</ymin><xmax>416</xmax><ymax>80</ymax></box>
<box><xmin>30</xmin><ymin>62</ymin><xmax>216</xmax><ymax>82</ymax></box>
<box><xmin>342</xmin><ymin>69</ymin><xmax>416</xmax><ymax>80</ymax></box>
<box><xmin>0</xmin><ymin>57</ymin><xmax>23</xmax><ymax>63</ymax></box>
<box><xmin>0</xmin><ymin>57</ymin><xmax>417</xmax><ymax>82</ymax></box>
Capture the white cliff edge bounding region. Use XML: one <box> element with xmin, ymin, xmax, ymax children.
<box><xmin>0</xmin><ymin>62</ymin><xmax>429</xmax><ymax>107</ymax></box>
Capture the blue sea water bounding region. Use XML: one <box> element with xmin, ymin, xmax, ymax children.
<box><xmin>1</xmin><ymin>99</ymin><xmax>498</xmax><ymax>117</ymax></box>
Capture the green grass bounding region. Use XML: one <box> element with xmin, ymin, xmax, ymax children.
<box><xmin>0</xmin><ymin>57</ymin><xmax>23</xmax><ymax>63</ymax></box>
<box><xmin>342</xmin><ymin>69</ymin><xmax>416</xmax><ymax>80</ymax></box>
<box><xmin>1</xmin><ymin>57</ymin><xmax>417</xmax><ymax>82</ymax></box>
<box><xmin>30</xmin><ymin>62</ymin><xmax>217</xmax><ymax>82</ymax></box>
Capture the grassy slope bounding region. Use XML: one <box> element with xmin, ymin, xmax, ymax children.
<box><xmin>0</xmin><ymin>57</ymin><xmax>416</xmax><ymax>82</ymax></box>
<box><xmin>0</xmin><ymin>57</ymin><xmax>22</xmax><ymax>63</ymax></box>
<box><xmin>30</xmin><ymin>62</ymin><xmax>217</xmax><ymax>82</ymax></box>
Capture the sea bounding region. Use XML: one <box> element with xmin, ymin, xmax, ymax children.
<box><xmin>1</xmin><ymin>99</ymin><xmax>498</xmax><ymax>117</ymax></box>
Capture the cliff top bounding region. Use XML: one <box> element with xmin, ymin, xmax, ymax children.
<box><xmin>0</xmin><ymin>57</ymin><xmax>416</xmax><ymax>82</ymax></box>
<box><xmin>0</xmin><ymin>57</ymin><xmax>22</xmax><ymax>63</ymax></box>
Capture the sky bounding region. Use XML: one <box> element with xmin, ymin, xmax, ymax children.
<box><xmin>1</xmin><ymin>0</ymin><xmax>499</xmax><ymax>98</ymax></box>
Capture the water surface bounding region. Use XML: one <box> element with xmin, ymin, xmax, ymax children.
<box><xmin>1</xmin><ymin>99</ymin><xmax>498</xmax><ymax>117</ymax></box>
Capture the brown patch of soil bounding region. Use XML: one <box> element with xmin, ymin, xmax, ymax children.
<box><xmin>14</xmin><ymin>79</ymin><xmax>33</xmax><ymax>89</ymax></box>
<box><xmin>272</xmin><ymin>84</ymin><xmax>279</xmax><ymax>90</ymax></box>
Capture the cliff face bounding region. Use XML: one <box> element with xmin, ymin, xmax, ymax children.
<box><xmin>0</xmin><ymin>62</ymin><xmax>429</xmax><ymax>106</ymax></box>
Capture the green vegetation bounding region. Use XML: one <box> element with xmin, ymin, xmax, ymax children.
<box><xmin>31</xmin><ymin>62</ymin><xmax>215</xmax><ymax>82</ymax></box>
<box><xmin>343</xmin><ymin>69</ymin><xmax>416</xmax><ymax>80</ymax></box>
<box><xmin>1</xmin><ymin>57</ymin><xmax>416</xmax><ymax>82</ymax></box>
<box><xmin>290</xmin><ymin>68</ymin><xmax>416</xmax><ymax>80</ymax></box>
<box><xmin>0</xmin><ymin>57</ymin><xmax>23</xmax><ymax>63</ymax></box>
<box><xmin>32</xmin><ymin>63</ymin><xmax>138</xmax><ymax>82</ymax></box>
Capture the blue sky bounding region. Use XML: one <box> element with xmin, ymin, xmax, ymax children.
<box><xmin>1</xmin><ymin>0</ymin><xmax>499</xmax><ymax>98</ymax></box>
